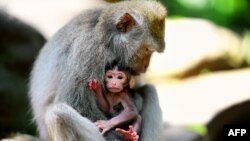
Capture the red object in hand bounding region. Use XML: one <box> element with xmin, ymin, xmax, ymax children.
<box><xmin>116</xmin><ymin>126</ymin><xmax>139</xmax><ymax>141</ymax></box>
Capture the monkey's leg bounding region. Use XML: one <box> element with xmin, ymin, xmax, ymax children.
<box><xmin>137</xmin><ymin>84</ymin><xmax>163</xmax><ymax>141</ymax></box>
<box><xmin>45</xmin><ymin>103</ymin><xmax>105</xmax><ymax>141</ymax></box>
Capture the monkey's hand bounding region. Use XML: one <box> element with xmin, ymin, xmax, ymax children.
<box><xmin>116</xmin><ymin>125</ymin><xmax>139</xmax><ymax>141</ymax></box>
<box><xmin>88</xmin><ymin>79</ymin><xmax>100</xmax><ymax>92</ymax></box>
<box><xmin>95</xmin><ymin>120</ymin><xmax>113</xmax><ymax>135</ymax></box>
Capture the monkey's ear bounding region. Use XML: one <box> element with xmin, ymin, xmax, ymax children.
<box><xmin>129</xmin><ymin>76</ymin><xmax>135</xmax><ymax>89</ymax></box>
<box><xmin>116</xmin><ymin>13</ymin><xmax>136</xmax><ymax>32</ymax></box>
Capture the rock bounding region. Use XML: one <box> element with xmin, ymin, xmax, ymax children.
<box><xmin>147</xmin><ymin>18</ymin><xmax>244</xmax><ymax>79</ymax></box>
<box><xmin>157</xmin><ymin>68</ymin><xmax>250</xmax><ymax>125</ymax></box>
<box><xmin>205</xmin><ymin>99</ymin><xmax>250</xmax><ymax>141</ymax></box>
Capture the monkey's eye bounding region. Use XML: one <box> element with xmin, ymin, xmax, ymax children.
<box><xmin>107</xmin><ymin>75</ymin><xmax>113</xmax><ymax>79</ymax></box>
<box><xmin>118</xmin><ymin>76</ymin><xmax>123</xmax><ymax>79</ymax></box>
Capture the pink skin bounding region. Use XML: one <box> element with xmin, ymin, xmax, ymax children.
<box><xmin>88</xmin><ymin>79</ymin><xmax>109</xmax><ymax>113</ymax></box>
<box><xmin>116</xmin><ymin>126</ymin><xmax>139</xmax><ymax>141</ymax></box>
<box><xmin>95</xmin><ymin>120</ymin><xmax>113</xmax><ymax>135</ymax></box>
<box><xmin>105</xmin><ymin>70</ymin><xmax>126</xmax><ymax>93</ymax></box>
<box><xmin>89</xmin><ymin>79</ymin><xmax>100</xmax><ymax>91</ymax></box>
<box><xmin>88</xmin><ymin>70</ymin><xmax>126</xmax><ymax>93</ymax></box>
<box><xmin>88</xmin><ymin>70</ymin><xmax>140</xmax><ymax>141</ymax></box>
<box><xmin>95</xmin><ymin>120</ymin><xmax>139</xmax><ymax>141</ymax></box>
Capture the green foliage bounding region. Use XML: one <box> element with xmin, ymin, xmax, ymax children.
<box><xmin>161</xmin><ymin>0</ymin><xmax>250</xmax><ymax>33</ymax></box>
<box><xmin>186</xmin><ymin>124</ymin><xmax>207</xmax><ymax>135</ymax></box>
<box><xmin>242</xmin><ymin>31</ymin><xmax>250</xmax><ymax>64</ymax></box>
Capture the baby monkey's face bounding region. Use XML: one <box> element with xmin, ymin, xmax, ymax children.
<box><xmin>105</xmin><ymin>70</ymin><xmax>127</xmax><ymax>93</ymax></box>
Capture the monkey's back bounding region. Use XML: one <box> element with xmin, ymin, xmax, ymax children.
<box><xmin>29</xmin><ymin>7</ymin><xmax>106</xmax><ymax>120</ymax></box>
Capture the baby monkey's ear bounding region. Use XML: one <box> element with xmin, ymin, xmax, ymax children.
<box><xmin>129</xmin><ymin>76</ymin><xmax>135</xmax><ymax>89</ymax></box>
<box><xmin>116</xmin><ymin>13</ymin><xmax>136</xmax><ymax>32</ymax></box>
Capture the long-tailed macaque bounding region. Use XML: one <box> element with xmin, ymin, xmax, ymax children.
<box><xmin>29</xmin><ymin>1</ymin><xmax>166</xmax><ymax>141</ymax></box>
<box><xmin>89</xmin><ymin>59</ymin><xmax>141</xmax><ymax>141</ymax></box>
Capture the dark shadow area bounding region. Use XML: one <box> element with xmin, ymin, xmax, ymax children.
<box><xmin>0</xmin><ymin>11</ymin><xmax>46</xmax><ymax>138</ymax></box>
<box><xmin>205</xmin><ymin>99</ymin><xmax>250</xmax><ymax>141</ymax></box>
<box><xmin>174</xmin><ymin>57</ymin><xmax>249</xmax><ymax>79</ymax></box>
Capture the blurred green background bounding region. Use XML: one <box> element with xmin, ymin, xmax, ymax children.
<box><xmin>161</xmin><ymin>0</ymin><xmax>250</xmax><ymax>33</ymax></box>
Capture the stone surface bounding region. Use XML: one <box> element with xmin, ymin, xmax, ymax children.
<box><xmin>155</xmin><ymin>68</ymin><xmax>250</xmax><ymax>125</ymax></box>
<box><xmin>147</xmin><ymin>18</ymin><xmax>244</xmax><ymax>79</ymax></box>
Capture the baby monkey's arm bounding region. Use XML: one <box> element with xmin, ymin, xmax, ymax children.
<box><xmin>108</xmin><ymin>92</ymin><xmax>139</xmax><ymax>129</ymax></box>
<box><xmin>88</xmin><ymin>79</ymin><xmax>109</xmax><ymax>113</ymax></box>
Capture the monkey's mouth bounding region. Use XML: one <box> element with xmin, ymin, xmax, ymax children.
<box><xmin>140</xmin><ymin>66</ymin><xmax>147</xmax><ymax>74</ymax></box>
<box><xmin>108</xmin><ymin>88</ymin><xmax>122</xmax><ymax>93</ymax></box>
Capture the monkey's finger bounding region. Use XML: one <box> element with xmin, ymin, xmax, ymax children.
<box><xmin>95</xmin><ymin>123</ymin><xmax>103</xmax><ymax>129</ymax></box>
<box><xmin>89</xmin><ymin>84</ymin><xmax>94</xmax><ymax>90</ymax></box>
<box><xmin>129</xmin><ymin>125</ymin><xmax>133</xmax><ymax>131</ymax></box>
<box><xmin>134</xmin><ymin>136</ymin><xmax>139</xmax><ymax>141</ymax></box>
<box><xmin>131</xmin><ymin>132</ymin><xmax>136</xmax><ymax>136</ymax></box>
<box><xmin>115</xmin><ymin>128</ymin><xmax>126</xmax><ymax>133</ymax></box>
<box><xmin>115</xmin><ymin>128</ymin><xmax>129</xmax><ymax>135</ymax></box>
<box><xmin>88</xmin><ymin>84</ymin><xmax>93</xmax><ymax>90</ymax></box>
<box><xmin>128</xmin><ymin>126</ymin><xmax>135</xmax><ymax>133</ymax></box>
<box><xmin>134</xmin><ymin>134</ymin><xmax>139</xmax><ymax>139</ymax></box>
<box><xmin>96</xmin><ymin>124</ymin><xmax>104</xmax><ymax>128</ymax></box>
<box><xmin>89</xmin><ymin>81</ymin><xmax>98</xmax><ymax>90</ymax></box>
<box><xmin>101</xmin><ymin>129</ymin><xmax>108</xmax><ymax>135</ymax></box>
<box><xmin>115</xmin><ymin>128</ymin><xmax>128</xmax><ymax>133</ymax></box>
<box><xmin>129</xmin><ymin>134</ymin><xmax>138</xmax><ymax>141</ymax></box>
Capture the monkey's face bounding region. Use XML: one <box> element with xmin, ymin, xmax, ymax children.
<box><xmin>104</xmin><ymin>3</ymin><xmax>165</xmax><ymax>75</ymax></box>
<box><xmin>105</xmin><ymin>70</ymin><xmax>127</xmax><ymax>93</ymax></box>
<box><xmin>131</xmin><ymin>45</ymin><xmax>152</xmax><ymax>74</ymax></box>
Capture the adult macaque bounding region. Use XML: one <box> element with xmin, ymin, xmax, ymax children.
<box><xmin>29</xmin><ymin>1</ymin><xmax>166</xmax><ymax>141</ymax></box>
<box><xmin>89</xmin><ymin>59</ymin><xmax>141</xmax><ymax>141</ymax></box>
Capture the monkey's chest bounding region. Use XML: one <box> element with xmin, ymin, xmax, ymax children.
<box><xmin>107</xmin><ymin>103</ymin><xmax>124</xmax><ymax>117</ymax></box>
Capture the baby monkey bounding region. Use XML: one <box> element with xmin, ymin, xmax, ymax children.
<box><xmin>88</xmin><ymin>59</ymin><xmax>141</xmax><ymax>141</ymax></box>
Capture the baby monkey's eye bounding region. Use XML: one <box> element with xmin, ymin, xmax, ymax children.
<box><xmin>107</xmin><ymin>75</ymin><xmax>113</xmax><ymax>79</ymax></box>
<box><xmin>118</xmin><ymin>76</ymin><xmax>123</xmax><ymax>79</ymax></box>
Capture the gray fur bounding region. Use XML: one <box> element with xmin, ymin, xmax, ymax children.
<box><xmin>29</xmin><ymin>1</ymin><xmax>166</xmax><ymax>141</ymax></box>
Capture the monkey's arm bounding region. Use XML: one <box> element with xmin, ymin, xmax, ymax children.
<box><xmin>95</xmin><ymin>93</ymin><xmax>139</xmax><ymax>135</ymax></box>
<box><xmin>109</xmin><ymin>93</ymin><xmax>139</xmax><ymax>128</ymax></box>
<box><xmin>132</xmin><ymin>115</ymin><xmax>141</xmax><ymax>133</ymax></box>
<box><xmin>96</xmin><ymin>93</ymin><xmax>110</xmax><ymax>114</ymax></box>
<box><xmin>137</xmin><ymin>84</ymin><xmax>163</xmax><ymax>141</ymax></box>
<box><xmin>89</xmin><ymin>79</ymin><xmax>110</xmax><ymax>113</ymax></box>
